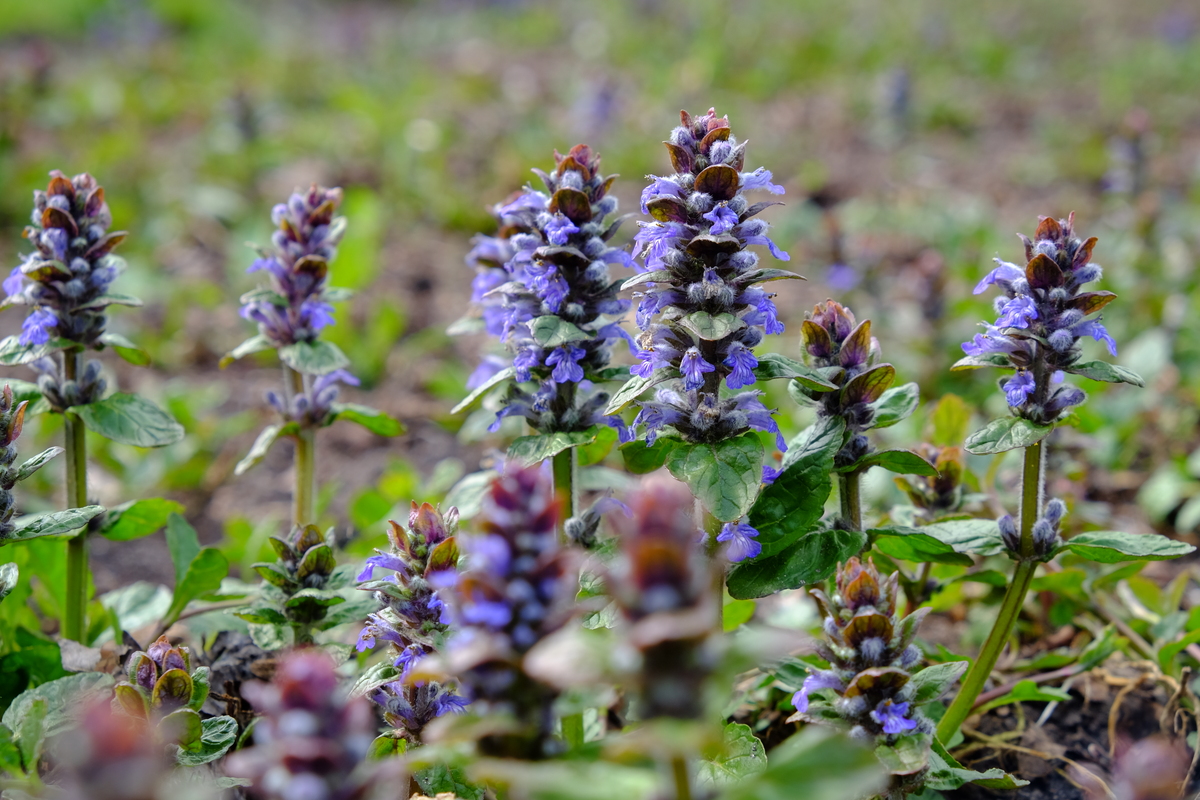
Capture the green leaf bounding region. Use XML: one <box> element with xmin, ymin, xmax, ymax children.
<box><xmin>248</xmin><ymin>623</ymin><xmax>292</xmax><ymax>651</ymax></box>
<box><xmin>10</xmin><ymin>505</ymin><xmax>105</xmax><ymax>541</ymax></box>
<box><xmin>845</xmin><ymin>449</ymin><xmax>937</xmax><ymax>476</ymax></box>
<box><xmin>164</xmin><ymin>548</ymin><xmax>229</xmax><ymax>627</ymax></box>
<box><xmin>174</xmin><ymin>715</ymin><xmax>239</xmax><ymax>766</ymax></box>
<box><xmin>0</xmin><ymin>563</ymin><xmax>17</xmax><ymax>604</ymax></box>
<box><xmin>16</xmin><ymin>699</ymin><xmax>46</xmax><ymax>772</ymax></box>
<box><xmin>869</xmin><ymin>382</ymin><xmax>920</xmax><ymax>429</ymax></box>
<box><xmin>2</xmin><ymin>380</ymin><xmax>45</xmax><ymax>408</ymax></box>
<box><xmin>235</xmin><ymin>423</ymin><xmax>294</xmax><ymax>476</ymax></box>
<box><xmin>350</xmin><ymin>661</ymin><xmax>401</xmax><ymax>698</ymax></box>
<box><xmin>875</xmin><ymin>734</ymin><xmax>929</xmax><ymax>776</ymax></box>
<box><xmin>619</xmin><ymin>437</ymin><xmax>682</xmax><ymax>474</ymax></box>
<box><xmin>666</xmin><ymin>433</ymin><xmax>763</xmax><ymax>523</ymax></box>
<box><xmin>723</xmin><ymin>598</ymin><xmax>757</xmax><ymax>631</ymax></box>
<box><xmin>748</xmin><ymin>417</ymin><xmax>844</xmax><ymax>558</ymax></box>
<box><xmin>450</xmin><ymin>366</ymin><xmax>516</xmax><ymax>414</ymax></box>
<box><xmin>1066</xmin><ymin>360</ymin><xmax>1145</xmax><ymax>387</ymax></box>
<box><xmin>720</xmin><ymin>726</ymin><xmax>886</xmax><ymax>800</ymax></box>
<box><xmin>930</xmin><ymin>394</ymin><xmax>971</xmax><ymax>446</ymax></box>
<box><xmin>950</xmin><ymin>353</ymin><xmax>1012</xmax><ymax>371</ymax></box>
<box><xmin>73</xmin><ymin>393</ymin><xmax>185</xmax><ymax>447</ymax></box>
<box><xmin>165</xmin><ymin>513</ymin><xmax>200</xmax><ymax>584</ymax></box>
<box><xmin>330</xmin><ymin>403</ymin><xmax>404</xmax><ymax>436</ymax></box>
<box><xmin>528</xmin><ymin>315</ymin><xmax>593</xmax><ymax>347</ymax></box>
<box><xmin>1062</xmin><ymin>531</ymin><xmax>1195</xmax><ymax>563</ymax></box>
<box><xmin>77</xmin><ymin>292</ymin><xmax>142</xmax><ymax>310</ymax></box>
<box><xmin>99</xmin><ymin>498</ymin><xmax>185</xmax><ymax>542</ymax></box>
<box><xmin>97</xmin><ymin>332</ymin><xmax>150</xmax><ymax>366</ymax></box>
<box><xmin>443</xmin><ymin>469</ymin><xmax>498</xmax><ymax>520</ymax></box>
<box><xmin>366</xmin><ymin>731</ymin><xmax>408</xmax><ymax>760</ymax></box>
<box><xmin>160</xmin><ymin>708</ymin><xmax>203</xmax><ymax>750</ymax></box>
<box><xmin>507</xmin><ymin>428</ymin><xmax>600</xmax><ymax>466</ymax></box>
<box><xmin>3</xmin><ymin>672</ymin><xmax>114</xmax><ymax>741</ymax></box>
<box><xmin>100</xmin><ymin>582</ymin><xmax>172</xmax><ymax>636</ymax></box>
<box><xmin>603</xmin><ymin>368</ymin><xmax>674</xmax><ymax>415</ymax></box>
<box><xmin>14</xmin><ymin>448</ymin><xmax>62</xmax><ymax>482</ymax></box>
<box><xmin>727</xmin><ymin>528</ymin><xmax>867</xmax><ymax>599</ymax></box>
<box><xmin>870</xmin><ymin>527</ymin><xmax>974</xmax><ymax>566</ymax></box>
<box><xmin>920</xmin><ymin>518</ymin><xmax>1006</xmax><ymax>557</ymax></box>
<box><xmin>697</xmin><ymin>723</ymin><xmax>767</xmax><ymax>787</ymax></box>
<box><xmin>0</xmin><ymin>335</ymin><xmax>74</xmax><ymax>366</ymax></box>
<box><xmin>751</xmin><ymin>353</ymin><xmax>838</xmax><ymax>390</ymax></box>
<box><xmin>964</xmin><ymin>417</ymin><xmax>1053</xmax><ymax>455</ymax></box>
<box><xmin>677</xmin><ymin>310</ymin><xmax>745</xmax><ymax>341</ymax></box>
<box><xmin>278</xmin><ymin>339</ymin><xmax>350</xmax><ymax>375</ymax></box>
<box><xmin>908</xmin><ymin>661</ymin><xmax>969</xmax><ymax>704</ymax></box>
<box><xmin>621</xmin><ymin>269</ymin><xmax>672</xmax><ymax>290</ymax></box>
<box><xmin>976</xmin><ymin>680</ymin><xmax>1072</xmax><ymax>715</ymax></box>
<box><xmin>219</xmin><ymin>334</ymin><xmax>274</xmax><ymax>368</ymax></box>
<box><xmin>415</xmin><ymin>765</ymin><xmax>486</xmax><ymax>800</ymax></box>
<box><xmin>926</xmin><ymin>736</ymin><xmax>1028</xmax><ymax>791</ymax></box>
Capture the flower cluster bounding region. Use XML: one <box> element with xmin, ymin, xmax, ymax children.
<box><xmin>962</xmin><ymin>214</ymin><xmax>1117</xmax><ymax>424</ymax></box>
<box><xmin>999</xmin><ymin>497</ymin><xmax>1067</xmax><ymax>560</ymax></box>
<box><xmin>484</xmin><ymin>145</ymin><xmax>634</xmax><ymax>438</ymax></box>
<box><xmin>789</xmin><ymin>558</ymin><xmax>930</xmax><ymax>742</ymax></box>
<box><xmin>0</xmin><ymin>387</ymin><xmax>31</xmax><ymax>540</ymax></box>
<box><xmin>355</xmin><ymin>503</ymin><xmax>467</xmax><ymax>743</ymax></box>
<box><xmin>631</xmin><ymin>108</ymin><xmax>793</xmax><ymax>452</ymax></box>
<box><xmin>265</xmin><ymin>368</ymin><xmax>359</xmax><ymax>428</ymax></box>
<box><xmin>239</xmin><ymin>524</ymin><xmax>344</xmax><ymax>645</ymax></box>
<box><xmin>796</xmin><ymin>300</ymin><xmax>896</xmax><ymax>467</ymax></box>
<box><xmin>610</xmin><ymin>476</ymin><xmax>718</xmax><ymax>720</ymax></box>
<box><xmin>444</xmin><ymin>465</ymin><xmax>573</xmax><ymax>758</ymax></box>
<box><xmin>4</xmin><ymin>171</ymin><xmax>127</xmax><ymax>349</ymax></box>
<box><xmin>225</xmin><ymin>651</ymin><xmax>378</xmax><ymax>800</ymax></box>
<box><xmin>239</xmin><ymin>186</ymin><xmax>346</xmax><ymax>348</ymax></box>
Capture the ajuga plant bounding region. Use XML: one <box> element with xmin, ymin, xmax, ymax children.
<box><xmin>237</xmin><ymin>522</ymin><xmax>357</xmax><ymax>647</ymax></box>
<box><xmin>618</xmin><ymin>108</ymin><xmax>802</xmax><ymax>561</ymax></box>
<box><xmin>224</xmin><ymin>185</ymin><xmax>401</xmax><ymax>528</ymax></box>
<box><xmin>355</xmin><ymin>503</ymin><xmax>467</xmax><ymax>747</ymax></box>
<box><xmin>787</xmin><ymin>558</ymin><xmax>940</xmax><ymax>799</ymax></box>
<box><xmin>112</xmin><ymin>634</ymin><xmax>239</xmax><ymax>766</ymax></box>
<box><xmin>936</xmin><ymin>214</ymin><xmax>1192</xmax><ymax>741</ymax></box>
<box><xmin>1</xmin><ymin>171</ymin><xmax>183</xmax><ymax>642</ymax></box>
<box><xmin>455</xmin><ymin>145</ymin><xmax>633</xmax><ymax>541</ymax></box>
<box><xmin>0</xmin><ymin>384</ymin><xmax>68</xmax><ymax>542</ymax></box>
<box><xmin>225</xmin><ymin>650</ymin><xmax>384</xmax><ymax>800</ymax></box>
<box><xmin>442</xmin><ymin>465</ymin><xmax>574</xmax><ymax>759</ymax></box>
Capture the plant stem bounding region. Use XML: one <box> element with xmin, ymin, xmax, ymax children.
<box><xmin>937</xmin><ymin>440</ymin><xmax>1044</xmax><ymax>742</ymax></box>
<box><xmin>551</xmin><ymin>448</ymin><xmax>577</xmax><ymax>544</ymax></box>
<box><xmin>286</xmin><ymin>366</ymin><xmax>315</xmax><ymax>528</ymax></box>
<box><xmin>671</xmin><ymin>755</ymin><xmax>692</xmax><ymax>800</ymax></box>
<box><xmin>838</xmin><ymin>469</ymin><xmax>863</xmax><ymax>531</ymax></box>
<box><xmin>62</xmin><ymin>349</ymin><xmax>89</xmax><ymax>643</ymax></box>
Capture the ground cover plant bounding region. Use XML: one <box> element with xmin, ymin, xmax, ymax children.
<box><xmin>2</xmin><ymin>2</ymin><xmax>1200</xmax><ymax>799</ymax></box>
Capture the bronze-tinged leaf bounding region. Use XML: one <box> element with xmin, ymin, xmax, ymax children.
<box><xmin>427</xmin><ymin>536</ymin><xmax>459</xmax><ymax>575</ymax></box>
<box><xmin>309</xmin><ymin>199</ymin><xmax>337</xmax><ymax>226</ymax></box>
<box><xmin>41</xmin><ymin>206</ymin><xmax>78</xmax><ymax>236</ymax></box>
<box><xmin>694</xmin><ymin>164</ymin><xmax>740</xmax><ymax>201</ymax></box>
<box><xmin>699</xmin><ymin>125</ymin><xmax>732</xmax><ymax>154</ymax></box>
<box><xmin>296</xmin><ymin>544</ymin><xmax>335</xmax><ymax>580</ymax></box>
<box><xmin>801</xmin><ymin>319</ymin><xmax>833</xmax><ymax>359</ymax></box>
<box><xmin>1017</xmin><ymin>232</ymin><xmax>1034</xmax><ymax>262</ymax></box>
<box><xmin>730</xmin><ymin>141</ymin><xmax>746</xmax><ymax>172</ymax></box>
<box><xmin>151</xmin><ymin>668</ymin><xmax>193</xmax><ymax>711</ymax></box>
<box><xmin>842</xmin><ymin>568</ymin><xmax>882</xmax><ymax>608</ymax></box>
<box><xmin>809</xmin><ymin>588</ymin><xmax>833</xmax><ymax>620</ymax></box>
<box><xmin>293</xmin><ymin>254</ymin><xmax>328</xmax><ymax>281</ymax></box>
<box><xmin>839</xmin><ymin>320</ymin><xmax>872</xmax><ymax>368</ymax></box>
<box><xmin>267</xmin><ymin>536</ymin><xmax>294</xmax><ymax>561</ymax></box>
<box><xmin>1034</xmin><ymin>215</ymin><xmax>1062</xmax><ymax>242</ymax></box>
<box><xmin>664</xmin><ymin>142</ymin><xmax>693</xmax><ymax>174</ymax></box>
<box><xmin>534</xmin><ymin>245</ymin><xmax>591</xmax><ymax>270</ymax></box>
<box><xmin>842</xmin><ymin>612</ymin><xmax>894</xmax><ymax>648</ymax></box>
<box><xmin>293</xmin><ymin>524</ymin><xmax>325</xmax><ymax>554</ymax></box>
<box><xmin>84</xmin><ymin>231</ymin><xmax>127</xmax><ymax>259</ymax></box>
<box><xmin>600</xmin><ymin>175</ymin><xmax>617</xmax><ymax>196</ymax></box>
<box><xmin>386</xmin><ymin>519</ymin><xmax>412</xmax><ymax>557</ymax></box>
<box><xmin>549</xmin><ymin>187</ymin><xmax>593</xmax><ymax>224</ymax></box>
<box><xmin>684</xmin><ymin>233</ymin><xmax>742</xmax><ymax>259</ymax></box>
<box><xmin>1073</xmin><ymin>236</ymin><xmax>1098</xmax><ymax>268</ymax></box>
<box><xmin>556</xmin><ymin>155</ymin><xmax>592</xmax><ymax>182</ymax></box>
<box><xmin>843</xmin><ymin>364</ymin><xmax>895</xmax><ymax>405</ymax></box>
<box><xmin>646</xmin><ymin>196</ymin><xmax>689</xmax><ymax>223</ymax></box>
<box><xmin>24</xmin><ymin>260</ymin><xmax>72</xmax><ymax>282</ymax></box>
<box><xmin>741</xmin><ymin>201</ymin><xmax>783</xmax><ymax>221</ymax></box>
<box><xmin>1068</xmin><ymin>291</ymin><xmax>1117</xmax><ymax>315</ymax></box>
<box><xmin>84</xmin><ymin>186</ymin><xmax>105</xmax><ymax>217</ymax></box>
<box><xmin>1025</xmin><ymin>253</ymin><xmax>1064</xmax><ymax>290</ymax></box>
<box><xmin>113</xmin><ymin>684</ymin><xmax>149</xmax><ymax>720</ymax></box>
<box><xmin>679</xmin><ymin>109</ymin><xmax>693</xmax><ymax>129</ymax></box>
<box><xmin>842</xmin><ymin>666</ymin><xmax>909</xmax><ymax>699</ymax></box>
<box><xmin>47</xmin><ymin>174</ymin><xmax>76</xmax><ymax>198</ymax></box>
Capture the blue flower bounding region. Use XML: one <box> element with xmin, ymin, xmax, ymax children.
<box><xmin>1003</xmin><ymin>371</ymin><xmax>1035</xmax><ymax>407</ymax></box>
<box><xmin>679</xmin><ymin>347</ymin><xmax>716</xmax><ymax>391</ymax></box>
<box><xmin>639</xmin><ymin>176</ymin><xmax>684</xmax><ymax>214</ymax></box>
<box><xmin>357</xmin><ymin>553</ymin><xmax>408</xmax><ymax>582</ymax></box>
<box><xmin>431</xmin><ymin>689</ymin><xmax>470</xmax><ymax>717</ymax></box>
<box><xmin>545</xmin><ymin>345</ymin><xmax>586</xmax><ymax>383</ymax></box>
<box><xmin>791</xmin><ymin>670</ymin><xmax>844</xmax><ymax>714</ymax></box>
<box><xmin>723</xmin><ymin>341</ymin><xmax>758</xmax><ymax>389</ymax></box>
<box><xmin>717</xmin><ymin>521</ymin><xmax>762</xmax><ymax>562</ymax></box>
<box><xmin>1072</xmin><ymin>319</ymin><xmax>1118</xmax><ymax>356</ymax></box>
<box><xmin>740</xmin><ymin>168</ymin><xmax>785</xmax><ymax>194</ymax></box>
<box><xmin>545</xmin><ymin>214</ymin><xmax>580</xmax><ymax>246</ymax></box>
<box><xmin>498</xmin><ymin>192</ymin><xmax>546</xmax><ymax>216</ymax></box>
<box><xmin>995</xmin><ymin>295</ymin><xmax>1038</xmax><ymax>329</ymax></box>
<box><xmin>703</xmin><ymin>205</ymin><xmax>740</xmax><ymax>236</ymax></box>
<box><xmin>973</xmin><ymin>259</ymin><xmax>1024</xmax><ymax>294</ymax></box>
<box><xmin>19</xmin><ymin>308</ymin><xmax>56</xmax><ymax>346</ymax></box>
<box><xmin>870</xmin><ymin>699</ymin><xmax>917</xmax><ymax>735</ymax></box>
<box><xmin>3</xmin><ymin>268</ymin><xmax>24</xmax><ymax>299</ymax></box>
<box><xmin>762</xmin><ymin>464</ymin><xmax>782</xmax><ymax>484</ymax></box>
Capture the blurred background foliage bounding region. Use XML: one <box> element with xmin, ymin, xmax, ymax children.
<box><xmin>1</xmin><ymin>0</ymin><xmax>1199</xmax><ymax>593</ymax></box>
